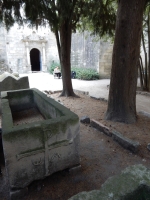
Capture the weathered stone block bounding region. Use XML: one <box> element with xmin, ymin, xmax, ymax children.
<box><xmin>69</xmin><ymin>164</ymin><xmax>150</xmax><ymax>200</ymax></box>
<box><xmin>90</xmin><ymin>119</ymin><xmax>112</xmax><ymax>137</ymax></box>
<box><xmin>1</xmin><ymin>88</ymin><xmax>80</xmax><ymax>194</ymax></box>
<box><xmin>80</xmin><ymin>116</ymin><xmax>90</xmax><ymax>124</ymax></box>
<box><xmin>0</xmin><ymin>72</ymin><xmax>29</xmax><ymax>114</ymax></box>
<box><xmin>74</xmin><ymin>89</ymin><xmax>89</xmax><ymax>95</ymax></box>
<box><xmin>111</xmin><ymin>131</ymin><xmax>139</xmax><ymax>153</ymax></box>
<box><xmin>0</xmin><ymin>72</ymin><xmax>29</xmax><ymax>92</ymax></box>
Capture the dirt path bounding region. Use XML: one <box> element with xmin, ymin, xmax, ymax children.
<box><xmin>0</xmin><ymin>93</ymin><xmax>150</xmax><ymax>200</ymax></box>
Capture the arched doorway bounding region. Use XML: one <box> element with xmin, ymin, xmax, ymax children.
<box><xmin>30</xmin><ymin>48</ymin><xmax>41</xmax><ymax>71</ymax></box>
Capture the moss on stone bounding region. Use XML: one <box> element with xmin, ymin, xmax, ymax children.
<box><xmin>3</xmin><ymin>126</ymin><xmax>44</xmax><ymax>145</ymax></box>
<box><xmin>69</xmin><ymin>165</ymin><xmax>150</xmax><ymax>200</ymax></box>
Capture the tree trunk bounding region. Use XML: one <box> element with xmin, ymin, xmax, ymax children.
<box><xmin>105</xmin><ymin>0</ymin><xmax>146</xmax><ymax>123</ymax></box>
<box><xmin>139</xmin><ymin>56</ymin><xmax>144</xmax><ymax>90</ymax></box>
<box><xmin>148</xmin><ymin>11</ymin><xmax>150</xmax><ymax>91</ymax></box>
<box><xmin>59</xmin><ymin>20</ymin><xmax>76</xmax><ymax>97</ymax></box>
<box><xmin>142</xmin><ymin>31</ymin><xmax>148</xmax><ymax>90</ymax></box>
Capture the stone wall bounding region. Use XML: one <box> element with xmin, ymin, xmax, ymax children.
<box><xmin>0</xmin><ymin>25</ymin><xmax>13</xmax><ymax>74</ymax></box>
<box><xmin>99</xmin><ymin>41</ymin><xmax>113</xmax><ymax>78</ymax></box>
<box><xmin>0</xmin><ymin>25</ymin><xmax>7</xmax><ymax>62</ymax></box>
<box><xmin>0</xmin><ymin>24</ymin><xmax>112</xmax><ymax>78</ymax></box>
<box><xmin>71</xmin><ymin>32</ymin><xmax>100</xmax><ymax>70</ymax></box>
<box><xmin>4</xmin><ymin>24</ymin><xmax>59</xmax><ymax>73</ymax></box>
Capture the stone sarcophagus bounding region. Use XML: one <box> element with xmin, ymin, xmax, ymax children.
<box><xmin>1</xmin><ymin>88</ymin><xmax>80</xmax><ymax>194</ymax></box>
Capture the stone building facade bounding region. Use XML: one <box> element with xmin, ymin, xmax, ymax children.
<box><xmin>0</xmin><ymin>24</ymin><xmax>58</xmax><ymax>73</ymax></box>
<box><xmin>0</xmin><ymin>24</ymin><xmax>113</xmax><ymax>77</ymax></box>
<box><xmin>71</xmin><ymin>32</ymin><xmax>100</xmax><ymax>70</ymax></box>
<box><xmin>99</xmin><ymin>41</ymin><xmax>113</xmax><ymax>78</ymax></box>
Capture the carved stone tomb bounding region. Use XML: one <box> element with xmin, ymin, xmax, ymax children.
<box><xmin>1</xmin><ymin>88</ymin><xmax>80</xmax><ymax>199</ymax></box>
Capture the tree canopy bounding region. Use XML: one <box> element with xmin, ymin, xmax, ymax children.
<box><xmin>0</xmin><ymin>0</ymin><xmax>22</xmax><ymax>29</ymax></box>
<box><xmin>80</xmin><ymin>0</ymin><xmax>117</xmax><ymax>39</ymax></box>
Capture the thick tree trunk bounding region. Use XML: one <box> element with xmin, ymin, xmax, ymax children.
<box><xmin>105</xmin><ymin>0</ymin><xmax>146</xmax><ymax>123</ymax></box>
<box><xmin>59</xmin><ymin>21</ymin><xmax>76</xmax><ymax>97</ymax></box>
<box><xmin>148</xmin><ymin>12</ymin><xmax>150</xmax><ymax>91</ymax></box>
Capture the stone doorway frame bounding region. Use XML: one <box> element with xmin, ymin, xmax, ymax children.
<box><xmin>30</xmin><ymin>48</ymin><xmax>41</xmax><ymax>71</ymax></box>
<box><xmin>22</xmin><ymin>31</ymin><xmax>47</xmax><ymax>72</ymax></box>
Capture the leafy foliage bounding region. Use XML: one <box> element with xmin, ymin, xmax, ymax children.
<box><xmin>79</xmin><ymin>0</ymin><xmax>117</xmax><ymax>40</ymax></box>
<box><xmin>71</xmin><ymin>67</ymin><xmax>100</xmax><ymax>80</ymax></box>
<box><xmin>0</xmin><ymin>0</ymin><xmax>22</xmax><ymax>30</ymax></box>
<box><xmin>48</xmin><ymin>61</ymin><xmax>60</xmax><ymax>74</ymax></box>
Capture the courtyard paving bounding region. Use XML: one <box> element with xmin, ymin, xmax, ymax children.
<box><xmin>20</xmin><ymin>72</ymin><xmax>150</xmax><ymax>114</ymax></box>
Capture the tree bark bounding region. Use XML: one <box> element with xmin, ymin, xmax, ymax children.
<box><xmin>139</xmin><ymin>56</ymin><xmax>144</xmax><ymax>90</ymax></box>
<box><xmin>105</xmin><ymin>0</ymin><xmax>146</xmax><ymax>123</ymax></box>
<box><xmin>148</xmin><ymin>11</ymin><xmax>150</xmax><ymax>91</ymax></box>
<box><xmin>142</xmin><ymin>31</ymin><xmax>148</xmax><ymax>90</ymax></box>
<box><xmin>59</xmin><ymin>20</ymin><xmax>77</xmax><ymax>97</ymax></box>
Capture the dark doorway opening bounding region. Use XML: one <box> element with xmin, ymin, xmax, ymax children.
<box><xmin>30</xmin><ymin>48</ymin><xmax>41</xmax><ymax>71</ymax></box>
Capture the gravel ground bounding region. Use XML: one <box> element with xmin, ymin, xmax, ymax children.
<box><xmin>1</xmin><ymin>93</ymin><xmax>150</xmax><ymax>200</ymax></box>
